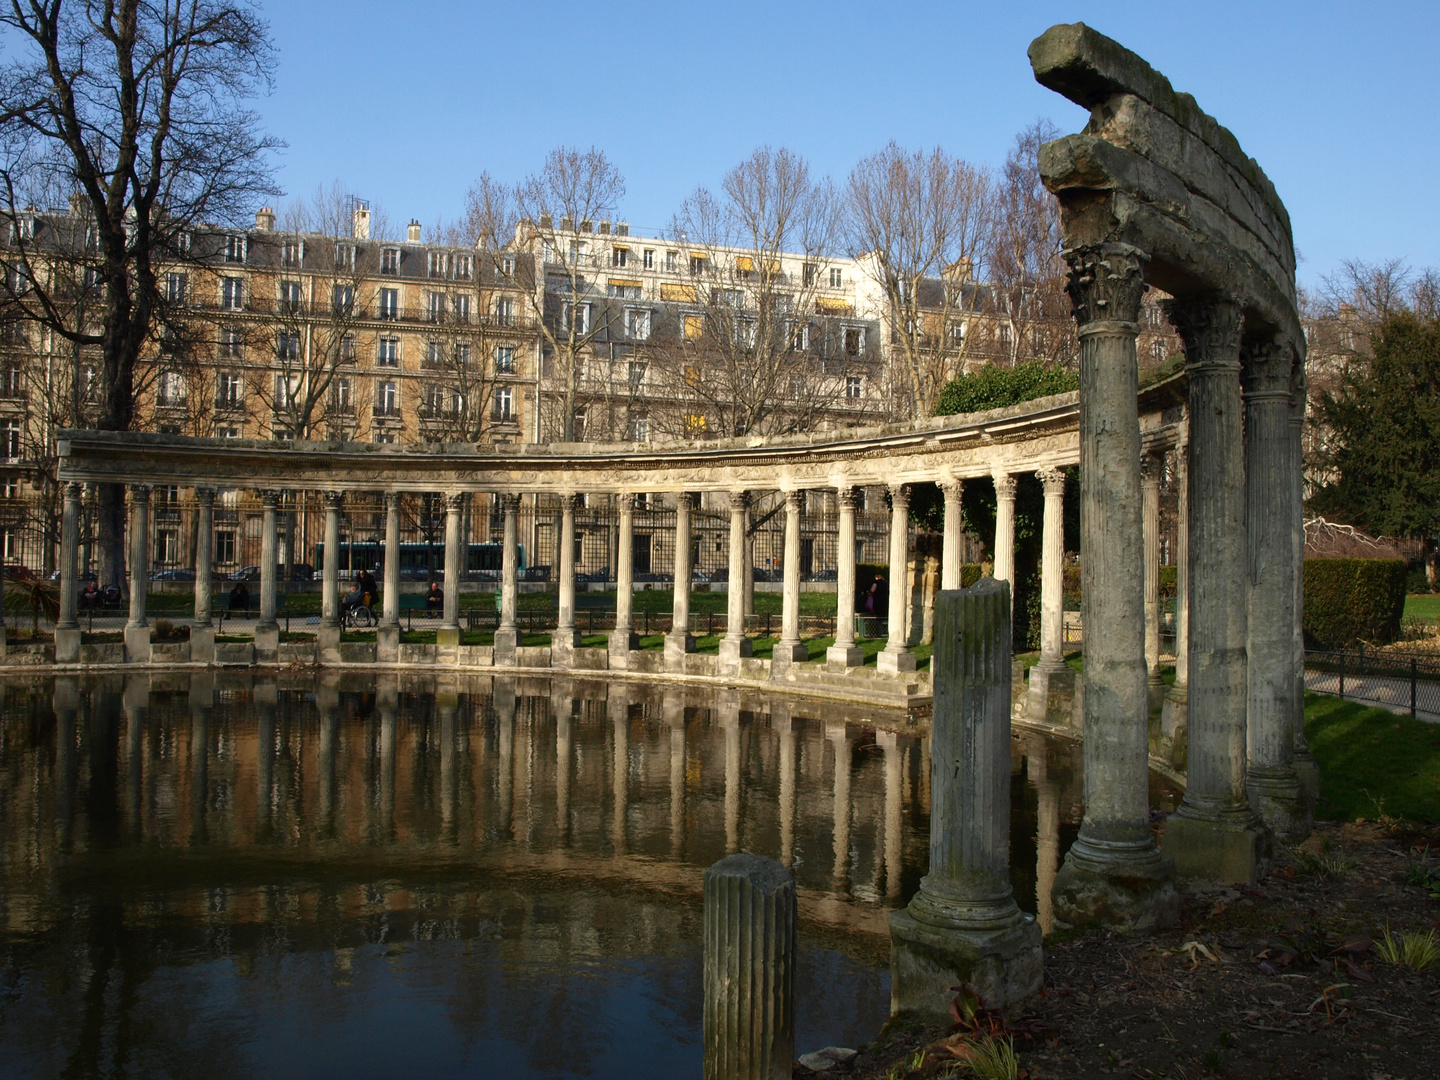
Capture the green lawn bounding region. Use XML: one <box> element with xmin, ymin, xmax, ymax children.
<box><xmin>1304</xmin><ymin>691</ymin><xmax>1440</xmax><ymax>823</ymax></box>
<box><xmin>1403</xmin><ymin>593</ymin><xmax>1440</xmax><ymax>623</ymax></box>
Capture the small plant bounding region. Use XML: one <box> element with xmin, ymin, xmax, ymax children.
<box><xmin>154</xmin><ymin>618</ymin><xmax>174</xmax><ymax>638</ymax></box>
<box><xmin>1256</xmin><ymin>919</ymin><xmax>1372</xmax><ymax>980</ymax></box>
<box><xmin>949</xmin><ymin>1035</ymin><xmax>1018</xmax><ymax>1080</ymax></box>
<box><xmin>1375</xmin><ymin>924</ymin><xmax>1438</xmax><ymax>970</ymax></box>
<box><xmin>1289</xmin><ymin>838</ymin><xmax>1357</xmax><ymax>879</ymax></box>
<box><xmin>1203</xmin><ymin>1047</ymin><xmax>1222</xmax><ymax>1074</ymax></box>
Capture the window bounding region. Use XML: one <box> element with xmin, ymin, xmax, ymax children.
<box><xmin>381</xmin><ymin>247</ymin><xmax>400</xmax><ymax>275</ymax></box>
<box><xmin>155</xmin><ymin>531</ymin><xmax>178</xmax><ymax>567</ymax></box>
<box><xmin>221</xmin><ymin>276</ymin><xmax>243</xmax><ymax>310</ymax></box>
<box><xmin>224</xmin><ymin>234</ymin><xmax>247</xmax><ymax>264</ymax></box>
<box><xmin>572</xmin><ymin>408</ymin><xmax>587</xmax><ymax>439</ymax></box>
<box><xmin>334</xmin><ymin>242</ymin><xmax>355</xmax><ymax>270</ymax></box>
<box><xmin>166</xmin><ymin>272</ymin><xmax>188</xmax><ymax>305</ymax></box>
<box><xmin>215</xmin><ymin>426</ymin><xmax>240</xmax><ymax>439</ymax></box>
<box><xmin>379</xmin><ymin>288</ymin><xmax>399</xmax><ymax>320</ymax></box>
<box><xmin>332</xmin><ymin>284</ymin><xmax>354</xmax><ymax>316</ymax></box>
<box><xmin>612</xmin><ymin>245</ymin><xmax>629</xmax><ymax>267</ymax></box>
<box><xmin>423</xmin><ymin>383</ymin><xmax>445</xmax><ymax>417</ymax></box>
<box><xmin>608</xmin><ymin>282</ymin><xmax>642</xmax><ymax>300</ymax></box>
<box><xmin>214</xmin><ymin>530</ymin><xmax>237</xmax><ymax>564</ymax></box>
<box><xmin>665</xmin><ymin>251</ymin><xmax>678</xmax><ymax>272</ymax></box>
<box><xmin>427</xmin><ymin>292</ymin><xmax>445</xmax><ymax>323</ymax></box>
<box><xmin>280</xmin><ymin>280</ymin><xmax>303</xmax><ymax>311</ymax></box>
<box><xmin>627</xmin><ymin>412</ymin><xmax>649</xmax><ymax>441</ymax></box>
<box><xmin>844</xmin><ymin>326</ymin><xmax>865</xmax><ymax>355</ymax></box>
<box><xmin>374</xmin><ymin>431</ymin><xmax>396</xmax><ymax>444</ymax></box>
<box><xmin>0</xmin><ymin>419</ymin><xmax>20</xmax><ymax>461</ymax></box>
<box><xmin>683</xmin><ymin>314</ymin><xmax>703</xmax><ymax>341</ymax></box>
<box><xmin>1150</xmin><ymin>338</ymin><xmax>1166</xmax><ymax>361</ymax></box>
<box><xmin>949</xmin><ymin>321</ymin><xmax>965</xmax><ymax>347</ymax></box>
<box><xmin>427</xmin><ymin>251</ymin><xmax>448</xmax><ymax>278</ymax></box>
<box><xmin>281</xmin><ymin>239</ymin><xmax>303</xmax><ymax>267</ymax></box>
<box><xmin>846</xmin><ymin>375</ymin><xmax>862</xmax><ymax>399</ymax></box>
<box><xmin>495</xmin><ymin>296</ymin><xmax>514</xmax><ymax>325</ymax></box>
<box><xmin>334</xmin><ymin>378</ymin><xmax>352</xmax><ymax>414</ymax></box>
<box><xmin>157</xmin><ymin>370</ymin><xmax>186</xmax><ymax>406</ymax></box>
<box><xmin>627</xmin><ymin>361</ymin><xmax>647</xmax><ymax>391</ymax></box>
<box><xmin>79</xmin><ymin>364</ymin><xmax>97</xmax><ymax>403</ymax></box>
<box><xmin>339</xmin><ymin>335</ymin><xmax>356</xmax><ymax>364</ymax></box>
<box><xmin>690</xmin><ymin>254</ymin><xmax>706</xmax><ymax>274</ymax></box>
<box><xmin>792</xmin><ymin>322</ymin><xmax>811</xmax><ymax>350</ymax></box>
<box><xmin>829</xmin><ymin>267</ymin><xmax>842</xmax><ymax>288</ymax></box>
<box><xmin>454</xmin><ymin>254</ymin><xmax>473</xmax><ymax>280</ymax></box>
<box><xmin>561</xmin><ymin>302</ymin><xmax>590</xmax><ymax>335</ymax></box>
<box><xmin>375</xmin><ymin>380</ymin><xmax>399</xmax><ymax>415</ymax></box>
<box><xmin>626</xmin><ymin>308</ymin><xmax>651</xmax><ymax>341</ymax></box>
<box><xmin>452</xmin><ymin>293</ymin><xmax>471</xmax><ymax>322</ymax></box>
<box><xmin>454</xmin><ymin>342</ymin><xmax>470</xmax><ymax>367</ymax></box>
<box><xmin>274</xmin><ymin>372</ymin><xmax>299</xmax><ymax>408</ymax></box>
<box><xmin>803</xmin><ymin>263</ymin><xmax>817</xmax><ymax>286</ymax></box>
<box><xmin>377</xmin><ymin>337</ymin><xmax>400</xmax><ymax>366</ymax></box>
<box><xmin>277</xmin><ymin>331</ymin><xmax>300</xmax><ymax>361</ymax></box>
<box><xmin>219</xmin><ymin>326</ymin><xmax>244</xmax><ymax>358</ymax></box>
<box><xmin>217</xmin><ymin>372</ymin><xmax>243</xmax><ymax>408</ymax></box>
<box><xmin>684</xmin><ymin>413</ymin><xmax>707</xmax><ymax>437</ymax></box>
<box><xmin>493</xmin><ymin>386</ymin><xmax>513</xmax><ymax>421</ymax></box>
<box><xmin>495</xmin><ymin>345</ymin><xmax>515</xmax><ymax>374</ymax></box>
<box><xmin>0</xmin><ymin>364</ymin><xmax>22</xmax><ymax>398</ymax></box>
<box><xmin>643</xmin><ymin>249</ymin><xmax>654</xmax><ymax>270</ymax></box>
<box><xmin>499</xmin><ymin>254</ymin><xmax>514</xmax><ymax>277</ymax></box>
<box><xmin>737</xmin><ymin>317</ymin><xmax>757</xmax><ymax>347</ymax></box>
<box><xmin>998</xmin><ymin>322</ymin><xmax>1011</xmax><ymax>348</ymax></box>
<box><xmin>425</xmin><ymin>340</ymin><xmax>445</xmax><ymax>367</ymax></box>
<box><xmin>567</xmin><ymin>239</ymin><xmax>587</xmax><ymax>264</ymax></box>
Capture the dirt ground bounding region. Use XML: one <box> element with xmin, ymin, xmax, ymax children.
<box><xmin>811</xmin><ymin>821</ymin><xmax>1440</xmax><ymax>1080</ymax></box>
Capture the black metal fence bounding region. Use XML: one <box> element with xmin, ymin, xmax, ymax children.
<box><xmin>1305</xmin><ymin>646</ymin><xmax>1440</xmax><ymax>719</ymax></box>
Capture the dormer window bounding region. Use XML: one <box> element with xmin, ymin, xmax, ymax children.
<box><xmin>453</xmin><ymin>254</ymin><xmax>473</xmax><ymax>280</ymax></box>
<box><xmin>281</xmin><ymin>239</ymin><xmax>303</xmax><ymax>267</ymax></box>
<box><xmin>381</xmin><ymin>247</ymin><xmax>400</xmax><ymax>275</ymax></box>
<box><xmin>224</xmin><ymin>234</ymin><xmax>247</xmax><ymax>264</ymax></box>
<box><xmin>428</xmin><ymin>251</ymin><xmax>446</xmax><ymax>277</ymax></box>
<box><xmin>333</xmin><ymin>242</ymin><xmax>355</xmax><ymax>271</ymax></box>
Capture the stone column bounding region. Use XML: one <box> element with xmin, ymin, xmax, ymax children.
<box><xmin>125</xmin><ymin>484</ymin><xmax>152</xmax><ymax>664</ymax></box>
<box><xmin>1161</xmin><ymin>431</ymin><xmax>1191</xmax><ymax>765</ymax></box>
<box><xmin>702</xmin><ymin>854</ymin><xmax>796</xmax><ymax>1080</ymax></box>
<box><xmin>1244</xmin><ymin>339</ymin><xmax>1310</xmax><ymax>841</ymax></box>
<box><xmin>665</xmin><ymin>492</ymin><xmax>696</xmax><ymax>668</ymax></box>
<box><xmin>255</xmin><ymin>490</ymin><xmax>280</xmax><ymax>661</ymax></box>
<box><xmin>377</xmin><ymin>491</ymin><xmax>401</xmax><ymax>661</ymax></box>
<box><xmin>890</xmin><ymin>578</ymin><xmax>1042</xmax><ymax>1016</ymax></box>
<box><xmin>55</xmin><ymin>481</ymin><xmax>82</xmax><ymax>663</ymax></box>
<box><xmin>772</xmin><ymin>490</ymin><xmax>808</xmax><ymax>676</ymax></box>
<box><xmin>191</xmin><ymin>487</ymin><xmax>216</xmax><ymax>663</ymax></box>
<box><xmin>1025</xmin><ymin>467</ymin><xmax>1074</xmax><ymax>724</ymax></box>
<box><xmin>495</xmin><ymin>493</ymin><xmax>521</xmax><ymax>663</ymax></box>
<box><xmin>940</xmin><ymin>479</ymin><xmax>964</xmax><ymax>590</ymax></box>
<box><xmin>1161</xmin><ymin>296</ymin><xmax>1272</xmax><ymax>884</ymax></box>
<box><xmin>827</xmin><ymin>486</ymin><xmax>863</xmax><ymax>668</ymax></box>
<box><xmin>879</xmin><ymin>729</ymin><xmax>903</xmax><ymax>900</ymax></box>
<box><xmin>721</xmin><ymin>691</ymin><xmax>742</xmax><ymax>853</ymax></box>
<box><xmin>777</xmin><ymin>706</ymin><xmax>797</xmax><ymax>867</ymax></box>
<box><xmin>1051</xmin><ymin>244</ymin><xmax>1176</xmax><ymax>933</ymax></box>
<box><xmin>667</xmin><ymin>691</ymin><xmax>686</xmax><ymax>858</ymax></box>
<box><xmin>438</xmin><ymin>492</ymin><xmax>464</xmax><ymax>649</ymax></box>
<box><xmin>992</xmin><ymin>471</ymin><xmax>1017</xmax><ymax>595</ymax></box>
<box><xmin>609</xmin><ymin>684</ymin><xmax>629</xmax><ymax>855</ymax></box>
<box><xmin>1141</xmin><ymin>453</ymin><xmax>1164</xmax><ymax>706</ymax></box>
<box><xmin>609</xmin><ymin>493</ymin><xmax>639</xmax><ymax>664</ymax></box>
<box><xmin>878</xmin><ymin>484</ymin><xmax>916</xmax><ymax>674</ymax></box>
<box><xmin>377</xmin><ymin>680</ymin><xmax>397</xmax><ymax>840</ymax></box>
<box><xmin>553</xmin><ymin>493</ymin><xmax>582</xmax><ymax>659</ymax></box>
<box><xmin>318</xmin><ymin>491</ymin><xmax>342</xmax><ymax>661</ymax></box>
<box><xmin>719</xmin><ymin>491</ymin><xmax>753</xmax><ymax>674</ymax></box>
<box><xmin>255</xmin><ymin>681</ymin><xmax>277</xmax><ymax>840</ymax></box>
<box><xmin>1289</xmin><ymin>382</ymin><xmax>1320</xmax><ymax>799</ymax></box>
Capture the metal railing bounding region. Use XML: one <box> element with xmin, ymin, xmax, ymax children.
<box><xmin>1305</xmin><ymin>646</ymin><xmax>1440</xmax><ymax>719</ymax></box>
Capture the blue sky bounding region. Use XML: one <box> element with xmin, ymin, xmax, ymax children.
<box><xmin>257</xmin><ymin>1</ymin><xmax>1440</xmax><ymax>290</ymax></box>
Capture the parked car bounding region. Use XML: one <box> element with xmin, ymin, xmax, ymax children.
<box><xmin>576</xmin><ymin>568</ymin><xmax>610</xmax><ymax>583</ymax></box>
<box><xmin>521</xmin><ymin>565</ymin><xmax>550</xmax><ymax>582</ymax></box>
<box><xmin>227</xmin><ymin>565</ymin><xmax>261</xmax><ymax>581</ymax></box>
<box><xmin>288</xmin><ymin>563</ymin><xmax>315</xmax><ymax>581</ymax></box>
<box><xmin>150</xmin><ymin>568</ymin><xmax>197</xmax><ymax>581</ymax></box>
<box><xmin>809</xmin><ymin>569</ymin><xmax>838</xmax><ymax>582</ymax></box>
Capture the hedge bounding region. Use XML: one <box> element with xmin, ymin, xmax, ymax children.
<box><xmin>1302</xmin><ymin>558</ymin><xmax>1407</xmax><ymax>648</ymax></box>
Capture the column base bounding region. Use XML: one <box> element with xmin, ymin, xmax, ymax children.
<box><xmin>1052</xmin><ymin>836</ymin><xmax>1178</xmax><ymax>934</ymax></box>
<box><xmin>376</xmin><ymin>624</ymin><xmax>399</xmax><ymax>662</ymax></box>
<box><xmin>1024</xmin><ymin>661</ymin><xmax>1076</xmax><ymax>725</ymax></box>
<box><xmin>55</xmin><ymin>626</ymin><xmax>80</xmax><ymax>663</ymax></box>
<box><xmin>664</xmin><ymin>631</ymin><xmax>694</xmax><ymax>671</ymax></box>
<box><xmin>770</xmin><ymin>639</ymin><xmax>808</xmax><ymax>678</ymax></box>
<box><xmin>190</xmin><ymin>625</ymin><xmax>216</xmax><ymax>664</ymax></box>
<box><xmin>437</xmin><ymin>626</ymin><xmax>461</xmax><ymax>649</ymax></box>
<box><xmin>608</xmin><ymin>628</ymin><xmax>639</xmax><ymax>669</ymax></box>
<box><xmin>1158</xmin><ymin>683</ymin><xmax>1188</xmax><ymax>769</ymax></box>
<box><xmin>317</xmin><ymin>624</ymin><xmax>341</xmax><ymax>664</ymax></box>
<box><xmin>1147</xmin><ymin>672</ymin><xmax>1166</xmax><ymax>711</ymax></box>
<box><xmin>1247</xmin><ymin>768</ymin><xmax>1313</xmax><ymax>844</ymax></box>
<box><xmin>493</xmin><ymin>628</ymin><xmax>519</xmax><ymax>665</ymax></box>
<box><xmin>124</xmin><ymin>625</ymin><xmax>152</xmax><ymax>664</ymax></box>
<box><xmin>1162</xmin><ymin>804</ymin><xmax>1274</xmax><ymax>885</ymax></box>
<box><xmin>718</xmin><ymin>636</ymin><xmax>753</xmax><ymax>675</ymax></box>
<box><xmin>889</xmin><ymin>905</ymin><xmax>1042</xmax><ymax>1018</ymax></box>
<box><xmin>877</xmin><ymin>646</ymin><xmax>916</xmax><ymax>675</ymax></box>
<box><xmin>826</xmin><ymin>644</ymin><xmax>864</xmax><ymax>671</ymax></box>
<box><xmin>551</xmin><ymin>629</ymin><xmax>582</xmax><ymax>667</ymax></box>
<box><xmin>1293</xmin><ymin>748</ymin><xmax>1320</xmax><ymax>802</ymax></box>
<box><xmin>254</xmin><ymin>621</ymin><xmax>279</xmax><ymax>662</ymax></box>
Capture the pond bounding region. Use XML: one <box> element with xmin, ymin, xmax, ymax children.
<box><xmin>0</xmin><ymin>673</ymin><xmax>1180</xmax><ymax>1079</ymax></box>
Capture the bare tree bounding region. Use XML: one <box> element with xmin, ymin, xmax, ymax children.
<box><xmin>845</xmin><ymin>142</ymin><xmax>994</xmax><ymax>418</ymax></box>
<box><xmin>0</xmin><ymin>0</ymin><xmax>279</xmax><ymax>586</ymax></box>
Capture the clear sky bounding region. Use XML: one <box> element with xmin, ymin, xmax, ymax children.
<box><xmin>256</xmin><ymin>1</ymin><xmax>1440</xmax><ymax>291</ymax></box>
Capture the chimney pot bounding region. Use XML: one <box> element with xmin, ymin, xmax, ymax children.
<box><xmin>407</xmin><ymin>219</ymin><xmax>422</xmax><ymax>242</ymax></box>
<box><xmin>255</xmin><ymin>206</ymin><xmax>275</xmax><ymax>231</ymax></box>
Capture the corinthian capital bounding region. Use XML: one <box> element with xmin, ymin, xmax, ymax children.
<box><xmin>1063</xmin><ymin>243</ymin><xmax>1147</xmax><ymax>328</ymax></box>
<box><xmin>1163</xmin><ymin>296</ymin><xmax>1244</xmax><ymax>375</ymax></box>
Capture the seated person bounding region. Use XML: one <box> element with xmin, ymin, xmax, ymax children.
<box><xmin>425</xmin><ymin>580</ymin><xmax>444</xmax><ymax>612</ymax></box>
<box><xmin>228</xmin><ymin>582</ymin><xmax>249</xmax><ymax>612</ymax></box>
<box><xmin>341</xmin><ymin>581</ymin><xmax>364</xmax><ymax>614</ymax></box>
<box><xmin>79</xmin><ymin>581</ymin><xmax>100</xmax><ymax>609</ymax></box>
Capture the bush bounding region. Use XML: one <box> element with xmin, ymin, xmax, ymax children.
<box><xmin>1159</xmin><ymin>565</ymin><xmax>1177</xmax><ymax>598</ymax></box>
<box><xmin>934</xmin><ymin>360</ymin><xmax>1078</xmax><ymax>416</ymax></box>
<box><xmin>1303</xmin><ymin>558</ymin><xmax>1408</xmax><ymax>647</ymax></box>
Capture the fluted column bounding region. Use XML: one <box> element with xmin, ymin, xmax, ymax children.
<box><xmin>828</xmin><ymin>486</ymin><xmax>863</xmax><ymax>668</ymax></box>
<box><xmin>940</xmin><ymin>479</ymin><xmax>964</xmax><ymax>590</ymax></box>
<box><xmin>1162</xmin><ymin>296</ymin><xmax>1272</xmax><ymax>884</ymax></box>
<box><xmin>1141</xmin><ymin>454</ymin><xmax>1163</xmax><ymax>705</ymax></box>
<box><xmin>609</xmin><ymin>493</ymin><xmax>639</xmax><ymax>662</ymax></box>
<box><xmin>1051</xmin><ymin>243</ymin><xmax>1175</xmax><ymax>933</ymax></box>
<box><xmin>991</xmin><ymin>471</ymin><xmax>1016</xmax><ymax>594</ymax></box>
<box><xmin>378</xmin><ymin>491</ymin><xmax>401</xmax><ymax>661</ymax></box>
<box><xmin>554</xmin><ymin>493</ymin><xmax>582</xmax><ymax>655</ymax></box>
<box><xmin>254</xmin><ymin>490</ymin><xmax>280</xmax><ymax>660</ymax></box>
<box><xmin>719</xmin><ymin>491</ymin><xmax>752</xmax><ymax>673</ymax></box>
<box><xmin>56</xmin><ymin>482</ymin><xmax>82</xmax><ymax>656</ymax></box>
<box><xmin>193</xmin><ymin>488</ymin><xmax>215</xmax><ymax>627</ymax></box>
<box><xmin>878</xmin><ymin>484</ymin><xmax>916</xmax><ymax>674</ymax></box>
<box><xmin>773</xmin><ymin>490</ymin><xmax>808</xmax><ymax>675</ymax></box>
<box><xmin>890</xmin><ymin>579</ymin><xmax>1042</xmax><ymax>1015</ymax></box>
<box><xmin>1161</xmin><ymin>430</ymin><xmax>1191</xmax><ymax>761</ymax></box>
<box><xmin>1244</xmin><ymin>338</ymin><xmax>1310</xmax><ymax>840</ymax></box>
<box><xmin>1290</xmin><ymin>381</ymin><xmax>1319</xmax><ymax>799</ymax></box>
<box><xmin>495</xmin><ymin>493</ymin><xmax>521</xmax><ymax>662</ymax></box>
<box><xmin>124</xmin><ymin>485</ymin><xmax>152</xmax><ymax>664</ymax></box>
<box><xmin>317</xmin><ymin>492</ymin><xmax>342</xmax><ymax>659</ymax></box>
<box><xmin>1024</xmin><ymin>467</ymin><xmax>1074</xmax><ymax>723</ymax></box>
<box><xmin>828</xmin><ymin>723</ymin><xmax>852</xmax><ymax>885</ymax></box>
<box><xmin>439</xmin><ymin>493</ymin><xmax>464</xmax><ymax>645</ymax></box>
<box><xmin>665</xmin><ymin>492</ymin><xmax>696</xmax><ymax>667</ymax></box>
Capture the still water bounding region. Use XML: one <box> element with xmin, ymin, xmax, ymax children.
<box><xmin>0</xmin><ymin>673</ymin><xmax>1178</xmax><ymax>1079</ymax></box>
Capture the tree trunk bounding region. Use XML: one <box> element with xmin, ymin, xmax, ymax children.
<box><xmin>97</xmin><ymin>483</ymin><xmax>127</xmax><ymax>596</ymax></box>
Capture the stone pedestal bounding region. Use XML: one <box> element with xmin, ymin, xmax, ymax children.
<box><xmin>877</xmin><ymin>647</ymin><xmax>917</xmax><ymax>675</ymax></box>
<box><xmin>718</xmin><ymin>635</ymin><xmax>752</xmax><ymax>672</ymax></box>
<box><xmin>825</xmin><ymin>643</ymin><xmax>863</xmax><ymax>670</ymax></box>
<box><xmin>890</xmin><ymin>579</ymin><xmax>1042</xmax><ymax>1018</ymax></box>
<box><xmin>703</xmin><ymin>854</ymin><xmax>795</xmax><ymax>1080</ymax></box>
<box><xmin>1024</xmin><ymin>661</ymin><xmax>1076</xmax><ymax>725</ymax></box>
<box><xmin>376</xmin><ymin>624</ymin><xmax>399</xmax><ymax>662</ymax></box>
<box><xmin>493</xmin><ymin>628</ymin><xmax>519</xmax><ymax>664</ymax></box>
<box><xmin>1158</xmin><ymin>684</ymin><xmax>1188</xmax><ymax>768</ymax></box>
<box><xmin>317</xmin><ymin>624</ymin><xmax>341</xmax><ymax>664</ymax></box>
<box><xmin>55</xmin><ymin>627</ymin><xmax>80</xmax><ymax>664</ymax></box>
<box><xmin>254</xmin><ymin>623</ymin><xmax>279</xmax><ymax>662</ymax></box>
<box><xmin>664</xmin><ymin>631</ymin><xmax>695</xmax><ymax>669</ymax></box>
<box><xmin>608</xmin><ymin>628</ymin><xmax>638</xmax><ymax>669</ymax></box>
<box><xmin>124</xmin><ymin>625</ymin><xmax>151</xmax><ymax>664</ymax></box>
<box><xmin>1163</xmin><ymin>811</ymin><xmax>1273</xmax><ymax>885</ymax></box>
<box><xmin>436</xmin><ymin>626</ymin><xmax>461</xmax><ymax>650</ymax></box>
<box><xmin>190</xmin><ymin>624</ymin><xmax>215</xmax><ymax>664</ymax></box>
<box><xmin>769</xmin><ymin>640</ymin><xmax>807</xmax><ymax>679</ymax></box>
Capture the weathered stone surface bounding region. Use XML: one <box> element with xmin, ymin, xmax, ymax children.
<box><xmin>797</xmin><ymin>1047</ymin><xmax>857</xmax><ymax>1072</ymax></box>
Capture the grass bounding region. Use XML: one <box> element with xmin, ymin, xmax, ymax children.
<box><xmin>1404</xmin><ymin>593</ymin><xmax>1440</xmax><ymax>623</ymax></box>
<box><xmin>1375</xmin><ymin>925</ymin><xmax>1439</xmax><ymax>970</ymax></box>
<box><xmin>1304</xmin><ymin>691</ymin><xmax>1440</xmax><ymax>822</ymax></box>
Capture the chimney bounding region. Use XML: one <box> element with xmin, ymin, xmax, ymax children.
<box><xmin>597</xmin><ymin>220</ymin><xmax>611</xmax><ymax>235</ymax></box>
<box><xmin>560</xmin><ymin>216</ymin><xmax>573</xmax><ymax>232</ymax></box>
<box><xmin>352</xmin><ymin>202</ymin><xmax>371</xmax><ymax>240</ymax></box>
<box><xmin>579</xmin><ymin>219</ymin><xmax>593</xmax><ymax>233</ymax></box>
<box><xmin>539</xmin><ymin>213</ymin><xmax>553</xmax><ymax>229</ymax></box>
<box><xmin>255</xmin><ymin>206</ymin><xmax>275</xmax><ymax>231</ymax></box>
<box><xmin>616</xmin><ymin>221</ymin><xmax>630</xmax><ymax>237</ymax></box>
<box><xmin>407</xmin><ymin>219</ymin><xmax>422</xmax><ymax>242</ymax></box>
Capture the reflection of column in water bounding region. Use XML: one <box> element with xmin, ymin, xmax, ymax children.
<box><xmin>665</xmin><ymin>689</ymin><xmax>685</xmax><ymax>858</ymax></box>
<box><xmin>495</xmin><ymin>680</ymin><xmax>516</xmax><ymax>838</ymax></box>
<box><xmin>123</xmin><ymin>675</ymin><xmax>147</xmax><ymax>839</ymax></box>
<box><xmin>256</xmin><ymin>682</ymin><xmax>278</xmax><ymax>840</ymax></box>
<box><xmin>878</xmin><ymin>729</ymin><xmax>903</xmax><ymax>900</ymax></box>
<box><xmin>719</xmin><ymin>691</ymin><xmax>742</xmax><ymax>854</ymax></box>
<box><xmin>827</xmin><ymin>722</ymin><xmax>852</xmax><ymax>886</ymax></box>
<box><xmin>376</xmin><ymin>681</ymin><xmax>397</xmax><ymax>842</ymax></box>
<box><xmin>190</xmin><ymin>676</ymin><xmax>212</xmax><ymax>844</ymax></box>
<box><xmin>517</xmin><ymin>697</ymin><xmax>534</xmax><ymax>848</ymax></box>
<box><xmin>439</xmin><ymin>692</ymin><xmax>459</xmax><ymax>844</ymax></box>
<box><xmin>317</xmin><ymin>682</ymin><xmax>339</xmax><ymax>838</ymax></box>
<box><xmin>607</xmin><ymin>684</ymin><xmax>630</xmax><ymax>856</ymax></box>
<box><xmin>553</xmin><ymin>684</ymin><xmax>572</xmax><ymax>845</ymax></box>
<box><xmin>1029</xmin><ymin>748</ymin><xmax>1060</xmax><ymax>935</ymax></box>
<box><xmin>54</xmin><ymin>678</ymin><xmax>79</xmax><ymax>847</ymax></box>
<box><xmin>920</xmin><ymin>733</ymin><xmax>931</xmax><ymax>815</ymax></box>
<box><xmin>776</xmin><ymin>705</ymin><xmax>797</xmax><ymax>867</ymax></box>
